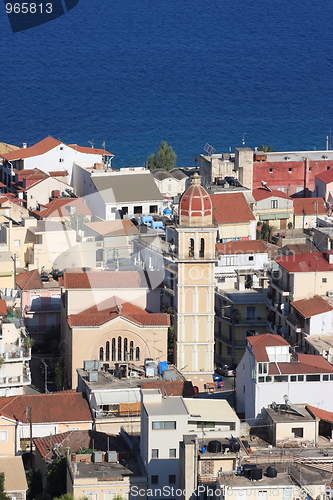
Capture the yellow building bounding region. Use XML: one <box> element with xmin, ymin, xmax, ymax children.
<box><xmin>174</xmin><ymin>173</ymin><xmax>217</xmax><ymax>390</ymax></box>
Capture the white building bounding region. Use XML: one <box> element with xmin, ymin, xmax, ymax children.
<box><xmin>140</xmin><ymin>389</ymin><xmax>240</xmax><ymax>497</ymax></box>
<box><xmin>236</xmin><ymin>333</ymin><xmax>333</xmax><ymax>423</ymax></box>
<box><xmin>72</xmin><ymin>164</ymin><xmax>164</xmax><ymax>221</ymax></box>
<box><xmin>0</xmin><ymin>136</ymin><xmax>113</xmax><ymax>189</ymax></box>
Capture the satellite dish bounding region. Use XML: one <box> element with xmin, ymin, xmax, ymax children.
<box><xmin>261</xmin><ymin>180</ymin><xmax>272</xmax><ymax>192</ymax></box>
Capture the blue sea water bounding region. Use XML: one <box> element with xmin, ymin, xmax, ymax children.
<box><xmin>0</xmin><ymin>0</ymin><xmax>332</xmax><ymax>168</ymax></box>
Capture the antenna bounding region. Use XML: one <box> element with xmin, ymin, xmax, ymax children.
<box><xmin>204</xmin><ymin>143</ymin><xmax>216</xmax><ymax>156</ymax></box>
<box><xmin>88</xmin><ymin>140</ymin><xmax>95</xmax><ymax>149</ymax></box>
<box><xmin>261</xmin><ymin>180</ymin><xmax>272</xmax><ymax>192</ymax></box>
<box><xmin>102</xmin><ymin>141</ymin><xmax>106</xmax><ymax>150</ymax></box>
<box><xmin>242</xmin><ymin>133</ymin><xmax>247</xmax><ymax>145</ymax></box>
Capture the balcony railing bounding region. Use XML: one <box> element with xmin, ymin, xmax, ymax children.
<box><xmin>1</xmin><ymin>348</ymin><xmax>31</xmax><ymax>361</ymax></box>
<box><xmin>0</xmin><ymin>372</ymin><xmax>31</xmax><ymax>386</ymax></box>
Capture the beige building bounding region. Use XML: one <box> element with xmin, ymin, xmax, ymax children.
<box><xmin>174</xmin><ymin>174</ymin><xmax>217</xmax><ymax>390</ymax></box>
<box><xmin>263</xmin><ymin>404</ymin><xmax>317</xmax><ymax>446</ymax></box>
<box><xmin>210</xmin><ymin>192</ymin><xmax>256</xmax><ymax>242</ymax></box>
<box><xmin>0</xmin><ymin>456</ymin><xmax>27</xmax><ymax>500</ymax></box>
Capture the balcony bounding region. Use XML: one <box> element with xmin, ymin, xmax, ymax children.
<box><xmin>1</xmin><ymin>347</ymin><xmax>31</xmax><ymax>361</ymax></box>
<box><xmin>0</xmin><ymin>368</ymin><xmax>31</xmax><ymax>387</ymax></box>
<box><xmin>25</xmin><ymin>304</ymin><xmax>60</xmax><ymax>315</ymax></box>
<box><xmin>270</xmin><ymin>278</ymin><xmax>290</xmax><ymax>296</ymax></box>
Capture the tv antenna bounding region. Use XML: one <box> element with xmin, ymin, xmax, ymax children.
<box><xmin>204</xmin><ymin>143</ymin><xmax>216</xmax><ymax>156</ymax></box>
<box><xmin>242</xmin><ymin>133</ymin><xmax>247</xmax><ymax>146</ymax></box>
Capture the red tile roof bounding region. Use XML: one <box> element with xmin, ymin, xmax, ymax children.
<box><xmin>275</xmin><ymin>252</ymin><xmax>333</xmax><ymax>273</ymax></box>
<box><xmin>306</xmin><ymin>405</ymin><xmax>333</xmax><ymax>423</ymax></box>
<box><xmin>216</xmin><ymin>239</ymin><xmax>268</xmax><ymax>255</ymax></box>
<box><xmin>252</xmin><ymin>188</ymin><xmax>292</xmax><ymax>201</ymax></box>
<box><xmin>268</xmin><ymin>358</ymin><xmax>333</xmax><ymax>375</ymax></box>
<box><xmin>0</xmin><ymin>299</ymin><xmax>7</xmax><ymax>316</ymax></box>
<box><xmin>60</xmin><ymin>271</ymin><xmax>146</xmax><ymax>289</ymax></box>
<box><xmin>293</xmin><ymin>197</ymin><xmax>327</xmax><ymax>215</ymax></box>
<box><xmin>16</xmin><ymin>270</ymin><xmax>43</xmax><ymax>290</ymax></box>
<box><xmin>315</xmin><ymin>169</ymin><xmax>333</xmax><ymax>184</ymax></box>
<box><xmin>247</xmin><ymin>334</ymin><xmax>290</xmax><ymax>362</ymax></box>
<box><xmin>68</xmin><ymin>296</ymin><xmax>170</xmax><ymax>327</ymax></box>
<box><xmin>291</xmin><ymin>295</ymin><xmax>333</xmax><ymax>318</ymax></box>
<box><xmin>34</xmin><ymin>430</ymin><xmax>124</xmax><ymax>459</ymax></box>
<box><xmin>49</xmin><ymin>170</ymin><xmax>69</xmax><ymax>177</ymax></box>
<box><xmin>37</xmin><ymin>198</ymin><xmax>92</xmax><ymax>218</ymax></box>
<box><xmin>141</xmin><ymin>380</ymin><xmax>194</xmax><ymax>397</ymax></box>
<box><xmin>84</xmin><ymin>219</ymin><xmax>139</xmax><ymax>237</ymax></box>
<box><xmin>68</xmin><ymin>144</ymin><xmax>113</xmax><ymax>156</ymax></box>
<box><xmin>2</xmin><ymin>137</ymin><xmax>62</xmax><ymax>161</ymax></box>
<box><xmin>210</xmin><ymin>193</ymin><xmax>255</xmax><ymax>224</ymax></box>
<box><xmin>1</xmin><ymin>136</ymin><xmax>113</xmax><ymax>161</ymax></box>
<box><xmin>0</xmin><ymin>392</ymin><xmax>92</xmax><ymax>424</ymax></box>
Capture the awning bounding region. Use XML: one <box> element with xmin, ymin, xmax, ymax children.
<box><xmin>259</xmin><ymin>213</ymin><xmax>290</xmax><ymax>220</ymax></box>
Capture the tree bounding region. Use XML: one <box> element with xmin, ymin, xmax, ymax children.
<box><xmin>146</xmin><ymin>141</ymin><xmax>177</xmax><ymax>171</ymax></box>
<box><xmin>26</xmin><ymin>469</ymin><xmax>43</xmax><ymax>500</ymax></box>
<box><xmin>46</xmin><ymin>457</ymin><xmax>67</xmax><ymax>498</ymax></box>
<box><xmin>0</xmin><ymin>473</ymin><xmax>10</xmax><ymax>500</ymax></box>
<box><xmin>67</xmin><ymin>212</ymin><xmax>89</xmax><ymax>231</ymax></box>
<box><xmin>258</xmin><ymin>145</ymin><xmax>274</xmax><ymax>152</ymax></box>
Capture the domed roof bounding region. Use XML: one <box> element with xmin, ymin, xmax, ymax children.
<box><xmin>179</xmin><ymin>173</ymin><xmax>213</xmax><ymax>226</ymax></box>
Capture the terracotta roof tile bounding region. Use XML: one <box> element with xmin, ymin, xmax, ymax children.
<box><xmin>315</xmin><ymin>169</ymin><xmax>333</xmax><ymax>184</ymax></box>
<box><xmin>252</xmin><ymin>188</ymin><xmax>292</xmax><ymax>201</ymax></box>
<box><xmin>62</xmin><ymin>271</ymin><xmax>146</xmax><ymax>289</ymax></box>
<box><xmin>84</xmin><ymin>219</ymin><xmax>139</xmax><ymax>237</ymax></box>
<box><xmin>306</xmin><ymin>405</ymin><xmax>333</xmax><ymax>422</ymax></box>
<box><xmin>0</xmin><ymin>392</ymin><xmax>92</xmax><ymax>424</ymax></box>
<box><xmin>34</xmin><ymin>430</ymin><xmax>124</xmax><ymax>459</ymax></box>
<box><xmin>268</xmin><ymin>360</ymin><xmax>333</xmax><ymax>375</ymax></box>
<box><xmin>0</xmin><ymin>299</ymin><xmax>7</xmax><ymax>316</ymax></box>
<box><xmin>141</xmin><ymin>380</ymin><xmax>194</xmax><ymax>397</ymax></box>
<box><xmin>210</xmin><ymin>193</ymin><xmax>255</xmax><ymax>224</ymax></box>
<box><xmin>275</xmin><ymin>252</ymin><xmax>333</xmax><ymax>273</ymax></box>
<box><xmin>293</xmin><ymin>197</ymin><xmax>327</xmax><ymax>215</ymax></box>
<box><xmin>68</xmin><ymin>296</ymin><xmax>170</xmax><ymax>327</ymax></box>
<box><xmin>49</xmin><ymin>170</ymin><xmax>69</xmax><ymax>177</ymax></box>
<box><xmin>291</xmin><ymin>295</ymin><xmax>333</xmax><ymax>318</ymax></box>
<box><xmin>16</xmin><ymin>269</ymin><xmax>43</xmax><ymax>290</ymax></box>
<box><xmin>216</xmin><ymin>239</ymin><xmax>268</xmax><ymax>255</ymax></box>
<box><xmin>2</xmin><ymin>137</ymin><xmax>62</xmax><ymax>161</ymax></box>
<box><xmin>37</xmin><ymin>198</ymin><xmax>92</xmax><ymax>218</ymax></box>
<box><xmin>247</xmin><ymin>334</ymin><xmax>289</xmax><ymax>362</ymax></box>
<box><xmin>68</xmin><ymin>144</ymin><xmax>113</xmax><ymax>156</ymax></box>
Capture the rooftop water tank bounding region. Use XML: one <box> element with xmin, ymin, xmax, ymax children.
<box><xmin>141</xmin><ymin>215</ymin><xmax>153</xmax><ymax>224</ymax></box>
<box><xmin>207</xmin><ymin>441</ymin><xmax>222</xmax><ymax>453</ymax></box>
<box><xmin>151</xmin><ymin>220</ymin><xmax>164</xmax><ymax>229</ymax></box>
<box><xmin>163</xmin><ymin>208</ymin><xmax>172</xmax><ymax>215</ymax></box>
<box><xmin>159</xmin><ymin>361</ymin><xmax>168</xmax><ymax>374</ymax></box>
<box><xmin>250</xmin><ymin>468</ymin><xmax>262</xmax><ymax>481</ymax></box>
<box><xmin>266</xmin><ymin>466</ymin><xmax>277</xmax><ymax>478</ymax></box>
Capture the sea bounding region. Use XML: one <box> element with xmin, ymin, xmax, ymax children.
<box><xmin>0</xmin><ymin>0</ymin><xmax>332</xmax><ymax>169</ymax></box>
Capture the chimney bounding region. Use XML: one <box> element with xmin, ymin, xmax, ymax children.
<box><xmin>22</xmin><ymin>143</ymin><xmax>27</xmax><ymax>149</ymax></box>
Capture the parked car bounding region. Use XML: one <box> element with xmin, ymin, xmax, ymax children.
<box><xmin>215</xmin><ymin>365</ymin><xmax>235</xmax><ymax>377</ymax></box>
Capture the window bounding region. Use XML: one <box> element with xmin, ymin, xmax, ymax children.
<box><xmin>99</xmin><ymin>347</ymin><xmax>104</xmax><ymax>361</ymax></box>
<box><xmin>323</xmin><ymin>374</ymin><xmax>329</xmax><ymax>381</ymax></box>
<box><xmin>269</xmin><ymin>168</ymin><xmax>274</xmax><ymax>173</ymax></box>
<box><xmin>290</xmin><ymin>375</ymin><xmax>297</xmax><ymax>382</ymax></box>
<box><xmin>322</xmin><ymin>278</ymin><xmax>327</xmax><ymax>283</ymax></box>
<box><xmin>149</xmin><ymin>205</ymin><xmax>158</xmax><ymax>213</ymax></box>
<box><xmin>189</xmin><ymin>238</ymin><xmax>194</xmax><ymax>258</ymax></box>
<box><xmin>169</xmin><ymin>448</ymin><xmax>176</xmax><ymax>458</ymax></box>
<box><xmin>246</xmin><ymin>306</ymin><xmax>256</xmax><ymax>320</ymax></box>
<box><xmin>169</xmin><ymin>475</ymin><xmax>176</xmax><ymax>484</ymax></box>
<box><xmin>306</xmin><ymin>374</ymin><xmax>320</xmax><ymax>382</ymax></box>
<box><xmin>14</xmin><ymin>239</ymin><xmax>20</xmax><ymax>247</ymax></box>
<box><xmin>0</xmin><ymin>431</ymin><xmax>7</xmax><ymax>441</ymax></box>
<box><xmin>248</xmin><ymin>255</ymin><xmax>254</xmax><ymax>261</ymax></box>
<box><xmin>152</xmin><ymin>449</ymin><xmax>159</xmax><ymax>458</ymax></box>
<box><xmin>309</xmin><ymin>167</ymin><xmax>312</xmax><ymax>172</ymax></box>
<box><xmin>134</xmin><ymin>206</ymin><xmax>142</xmax><ymax>214</ymax></box>
<box><xmin>151</xmin><ymin>475</ymin><xmax>158</xmax><ymax>484</ymax></box>
<box><xmin>298</xmin><ymin>375</ymin><xmax>304</xmax><ymax>381</ymax></box>
<box><xmin>271</xmin><ymin>200</ymin><xmax>278</xmax><ymax>209</ymax></box>
<box><xmin>59</xmin><ymin>158</ymin><xmax>64</xmax><ymax>163</ymax></box>
<box><xmin>196</xmin><ymin>422</ymin><xmax>215</xmax><ymax>428</ymax></box>
<box><xmin>135</xmin><ymin>346</ymin><xmax>140</xmax><ymax>361</ymax></box>
<box><xmin>274</xmin><ymin>375</ymin><xmax>288</xmax><ymax>382</ymax></box>
<box><xmin>199</xmin><ymin>238</ymin><xmax>205</xmax><ymax>258</ymax></box>
<box><xmin>152</xmin><ymin>421</ymin><xmax>176</xmax><ymax>430</ymax></box>
<box><xmin>327</xmin><ymin>166</ymin><xmax>331</xmax><ymax>170</ymax></box>
<box><xmin>292</xmin><ymin>427</ymin><xmax>304</xmax><ymax>438</ymax></box>
<box><xmin>288</xmin><ymin>168</ymin><xmax>293</xmax><ymax>173</ymax></box>
<box><xmin>122</xmin><ymin>206</ymin><xmax>128</xmax><ymax>215</ymax></box>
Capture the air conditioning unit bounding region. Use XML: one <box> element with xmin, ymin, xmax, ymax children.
<box><xmin>326</xmin><ymin>291</ymin><xmax>333</xmax><ymax>297</ymax></box>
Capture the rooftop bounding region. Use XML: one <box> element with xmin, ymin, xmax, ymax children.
<box><xmin>144</xmin><ymin>395</ymin><xmax>188</xmax><ymax>417</ymax></box>
<box><xmin>0</xmin><ymin>456</ymin><xmax>27</xmax><ymax>491</ymax></box>
<box><xmin>275</xmin><ymin>252</ymin><xmax>333</xmax><ymax>273</ymax></box>
<box><xmin>216</xmin><ymin>239</ymin><xmax>268</xmax><ymax>255</ymax></box>
<box><xmin>265</xmin><ymin>404</ymin><xmax>315</xmax><ymax>424</ymax></box>
<box><xmin>59</xmin><ymin>270</ymin><xmax>147</xmax><ymax>289</ymax></box>
<box><xmin>252</xmin><ymin>188</ymin><xmax>292</xmax><ymax>201</ymax></box>
<box><xmin>291</xmin><ymin>295</ymin><xmax>333</xmax><ymax>318</ymax></box>
<box><xmin>92</xmin><ymin>173</ymin><xmax>163</xmax><ymax>204</ymax></box>
<box><xmin>185</xmin><ymin>399</ymin><xmax>239</xmax><ymax>423</ymax></box>
<box><xmin>210</xmin><ymin>193</ymin><xmax>255</xmax><ymax>224</ymax></box>
<box><xmin>293</xmin><ymin>197</ymin><xmax>327</xmax><ymax>215</ymax></box>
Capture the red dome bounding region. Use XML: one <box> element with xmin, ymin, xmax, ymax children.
<box><xmin>179</xmin><ymin>173</ymin><xmax>212</xmax><ymax>226</ymax></box>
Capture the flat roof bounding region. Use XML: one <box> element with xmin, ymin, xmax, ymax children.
<box><xmin>305</xmin><ymin>334</ymin><xmax>333</xmax><ymax>352</ymax></box>
<box><xmin>144</xmin><ymin>395</ymin><xmax>188</xmax><ymax>417</ymax></box>
<box><xmin>69</xmin><ymin>457</ymin><xmax>143</xmax><ymax>480</ymax></box>
<box><xmin>265</xmin><ymin>405</ymin><xmax>315</xmax><ymax>424</ymax></box>
<box><xmin>185</xmin><ymin>399</ymin><xmax>239</xmax><ymax>423</ymax></box>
